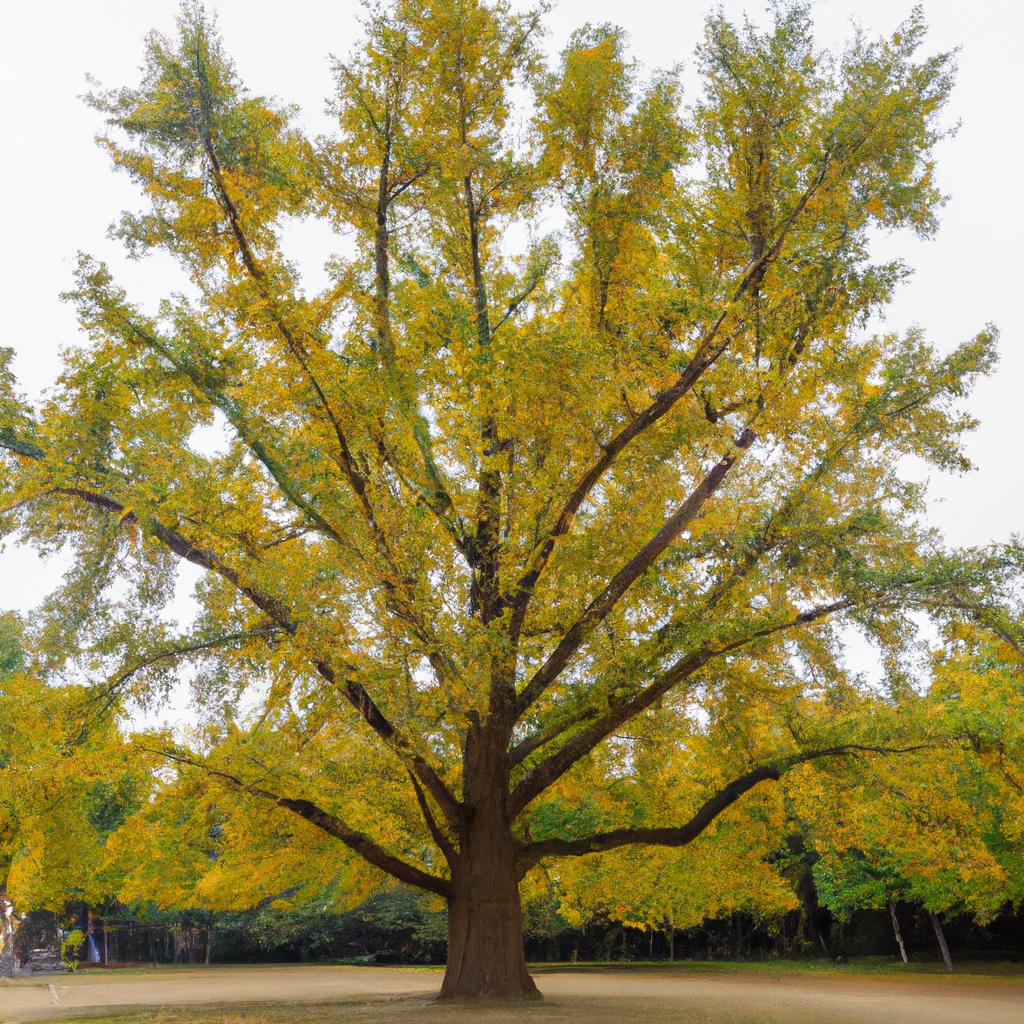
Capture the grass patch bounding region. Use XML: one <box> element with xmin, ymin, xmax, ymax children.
<box><xmin>529</xmin><ymin>957</ymin><xmax>1024</xmax><ymax>979</ymax></box>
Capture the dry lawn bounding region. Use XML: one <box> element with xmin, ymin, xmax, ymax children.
<box><xmin>2</xmin><ymin>962</ymin><xmax>1022</xmax><ymax>1024</ymax></box>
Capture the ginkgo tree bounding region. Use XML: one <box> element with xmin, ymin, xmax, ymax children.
<box><xmin>0</xmin><ymin>614</ymin><xmax>146</xmax><ymax>970</ymax></box>
<box><xmin>804</xmin><ymin>628</ymin><xmax>1024</xmax><ymax>967</ymax></box>
<box><xmin>0</xmin><ymin>0</ymin><xmax>1018</xmax><ymax>1000</ymax></box>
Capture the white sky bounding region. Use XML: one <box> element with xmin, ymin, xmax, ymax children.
<box><xmin>0</xmin><ymin>0</ymin><xmax>1021</xmax><ymax>638</ymax></box>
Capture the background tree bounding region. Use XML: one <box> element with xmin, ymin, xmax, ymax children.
<box><xmin>0</xmin><ymin>612</ymin><xmax>25</xmax><ymax>970</ymax></box>
<box><xmin>0</xmin><ymin>0</ymin><xmax>1017</xmax><ymax>1000</ymax></box>
<box><xmin>804</xmin><ymin>628</ymin><xmax>1024</xmax><ymax>969</ymax></box>
<box><xmin>0</xmin><ymin>613</ymin><xmax>146</xmax><ymax>970</ymax></box>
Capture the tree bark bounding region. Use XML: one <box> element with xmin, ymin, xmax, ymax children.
<box><xmin>441</xmin><ymin>853</ymin><xmax>538</xmax><ymax>1001</ymax></box>
<box><xmin>889</xmin><ymin>898</ymin><xmax>908</xmax><ymax>964</ymax></box>
<box><xmin>0</xmin><ymin>891</ymin><xmax>19</xmax><ymax>975</ymax></box>
<box><xmin>928</xmin><ymin>911</ymin><xmax>953</xmax><ymax>973</ymax></box>
<box><xmin>439</xmin><ymin>723</ymin><xmax>539</xmax><ymax>1002</ymax></box>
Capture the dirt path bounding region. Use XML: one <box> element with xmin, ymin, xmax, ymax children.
<box><xmin>0</xmin><ymin>965</ymin><xmax>433</xmax><ymax>1022</ymax></box>
<box><xmin>2</xmin><ymin>964</ymin><xmax>1022</xmax><ymax>1023</ymax></box>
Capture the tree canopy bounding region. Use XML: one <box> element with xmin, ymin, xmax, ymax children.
<box><xmin>0</xmin><ymin>0</ymin><xmax>1019</xmax><ymax>1000</ymax></box>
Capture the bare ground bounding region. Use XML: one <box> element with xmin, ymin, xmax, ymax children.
<box><xmin>2</xmin><ymin>963</ymin><xmax>1022</xmax><ymax>1024</ymax></box>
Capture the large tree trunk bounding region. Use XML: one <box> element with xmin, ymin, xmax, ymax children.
<box><xmin>440</xmin><ymin>721</ymin><xmax>540</xmax><ymax>1002</ymax></box>
<box><xmin>441</xmin><ymin>846</ymin><xmax>538</xmax><ymax>1000</ymax></box>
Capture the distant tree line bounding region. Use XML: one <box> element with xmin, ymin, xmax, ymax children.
<box><xmin>13</xmin><ymin>883</ymin><xmax>1023</xmax><ymax>974</ymax></box>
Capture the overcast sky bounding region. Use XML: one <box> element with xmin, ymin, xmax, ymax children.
<box><xmin>1</xmin><ymin>0</ymin><xmax>1021</xmax><ymax>627</ymax></box>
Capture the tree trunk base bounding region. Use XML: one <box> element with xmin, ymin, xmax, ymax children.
<box><xmin>438</xmin><ymin>981</ymin><xmax>543</xmax><ymax>1003</ymax></box>
<box><xmin>439</xmin><ymin>913</ymin><xmax>542</xmax><ymax>1003</ymax></box>
<box><xmin>440</xmin><ymin>839</ymin><xmax>541</xmax><ymax>1001</ymax></box>
<box><xmin>440</xmin><ymin>974</ymin><xmax>544</xmax><ymax>999</ymax></box>
<box><xmin>439</xmin><ymin>725</ymin><xmax>541</xmax><ymax>1001</ymax></box>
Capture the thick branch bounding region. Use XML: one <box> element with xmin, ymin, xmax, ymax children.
<box><xmin>511</xmin><ymin>598</ymin><xmax>854</xmax><ymax>815</ymax></box>
<box><xmin>110</xmin><ymin>311</ymin><xmax>352</xmax><ymax>551</ymax></box>
<box><xmin>516</xmin><ymin>426</ymin><xmax>757</xmax><ymax>714</ymax></box>
<box><xmin>506</xmin><ymin>153</ymin><xmax>833</xmax><ymax>644</ymax></box>
<box><xmin>191</xmin><ymin>92</ymin><xmax>416</xmax><ymax>605</ymax></box>
<box><xmin>0</xmin><ymin>429</ymin><xmax>45</xmax><ymax>461</ymax></box>
<box><xmin>6</xmin><ymin>427</ymin><xmax>463</xmax><ymax>826</ymax></box>
<box><xmin>517</xmin><ymin>743</ymin><xmax>932</xmax><ymax>871</ymax></box>
<box><xmin>279</xmin><ymin>796</ymin><xmax>451</xmax><ymax>896</ymax></box>
<box><xmin>76</xmin><ymin>624</ymin><xmax>281</xmax><ymax>738</ymax></box>
<box><xmin>50</xmin><ymin>479</ymin><xmax>464</xmax><ymax>825</ymax></box>
<box><xmin>408</xmin><ymin>769</ymin><xmax>458</xmax><ymax>869</ymax></box>
<box><xmin>158</xmin><ymin>749</ymin><xmax>451</xmax><ymax>897</ymax></box>
<box><xmin>508</xmin><ymin>708</ymin><xmax>599</xmax><ymax>768</ymax></box>
<box><xmin>59</xmin><ymin>486</ymin><xmax>298</xmax><ymax>627</ymax></box>
<box><xmin>313</xmin><ymin>657</ymin><xmax>463</xmax><ymax>829</ymax></box>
